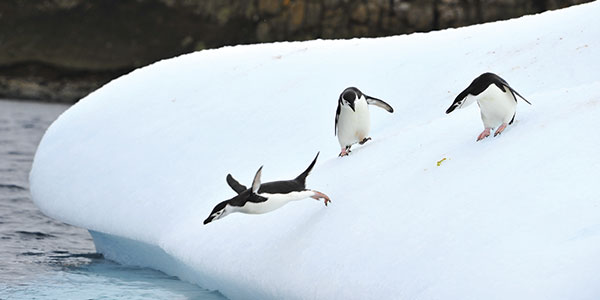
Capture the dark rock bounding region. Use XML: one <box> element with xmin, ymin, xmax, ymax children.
<box><xmin>0</xmin><ymin>0</ymin><xmax>593</xmax><ymax>102</ymax></box>
<box><xmin>288</xmin><ymin>1</ymin><xmax>306</xmax><ymax>32</ymax></box>
<box><xmin>351</xmin><ymin>3</ymin><xmax>369</xmax><ymax>23</ymax></box>
<box><xmin>258</xmin><ymin>0</ymin><xmax>281</xmax><ymax>15</ymax></box>
<box><xmin>305</xmin><ymin>2</ymin><xmax>322</xmax><ymax>27</ymax></box>
<box><xmin>256</xmin><ymin>21</ymin><xmax>272</xmax><ymax>42</ymax></box>
<box><xmin>407</xmin><ymin>2</ymin><xmax>435</xmax><ymax>31</ymax></box>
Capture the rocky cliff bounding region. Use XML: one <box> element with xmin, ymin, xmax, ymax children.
<box><xmin>0</xmin><ymin>0</ymin><xmax>591</xmax><ymax>102</ymax></box>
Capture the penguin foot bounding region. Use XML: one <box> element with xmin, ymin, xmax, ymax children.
<box><xmin>477</xmin><ymin>128</ymin><xmax>491</xmax><ymax>141</ymax></box>
<box><xmin>359</xmin><ymin>137</ymin><xmax>371</xmax><ymax>145</ymax></box>
<box><xmin>494</xmin><ymin>123</ymin><xmax>508</xmax><ymax>137</ymax></box>
<box><xmin>310</xmin><ymin>190</ymin><xmax>331</xmax><ymax>206</ymax></box>
<box><xmin>339</xmin><ymin>147</ymin><xmax>351</xmax><ymax>157</ymax></box>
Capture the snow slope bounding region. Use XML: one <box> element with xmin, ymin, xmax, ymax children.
<box><xmin>31</xmin><ymin>2</ymin><xmax>600</xmax><ymax>299</ymax></box>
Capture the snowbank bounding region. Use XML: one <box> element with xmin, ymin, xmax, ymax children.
<box><xmin>31</xmin><ymin>2</ymin><xmax>600</xmax><ymax>299</ymax></box>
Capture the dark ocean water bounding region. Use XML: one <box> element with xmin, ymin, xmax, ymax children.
<box><xmin>0</xmin><ymin>100</ymin><xmax>225</xmax><ymax>300</ymax></box>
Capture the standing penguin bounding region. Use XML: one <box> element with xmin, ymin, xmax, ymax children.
<box><xmin>335</xmin><ymin>87</ymin><xmax>394</xmax><ymax>156</ymax></box>
<box><xmin>446</xmin><ymin>72</ymin><xmax>531</xmax><ymax>141</ymax></box>
<box><xmin>203</xmin><ymin>152</ymin><xmax>330</xmax><ymax>225</ymax></box>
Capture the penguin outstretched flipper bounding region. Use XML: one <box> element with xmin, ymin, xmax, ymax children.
<box><xmin>251</xmin><ymin>166</ymin><xmax>263</xmax><ymax>194</ymax></box>
<box><xmin>226</xmin><ymin>174</ymin><xmax>247</xmax><ymax>194</ymax></box>
<box><xmin>365</xmin><ymin>96</ymin><xmax>394</xmax><ymax>113</ymax></box>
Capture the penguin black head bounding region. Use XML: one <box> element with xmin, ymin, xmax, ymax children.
<box><xmin>203</xmin><ymin>200</ymin><xmax>229</xmax><ymax>225</ymax></box>
<box><xmin>340</xmin><ymin>87</ymin><xmax>363</xmax><ymax>112</ymax></box>
<box><xmin>203</xmin><ymin>166</ymin><xmax>264</xmax><ymax>225</ymax></box>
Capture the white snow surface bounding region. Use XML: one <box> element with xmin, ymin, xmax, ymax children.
<box><xmin>31</xmin><ymin>2</ymin><xmax>600</xmax><ymax>299</ymax></box>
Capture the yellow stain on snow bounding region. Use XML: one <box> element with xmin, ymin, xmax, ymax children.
<box><xmin>437</xmin><ymin>158</ymin><xmax>447</xmax><ymax>167</ymax></box>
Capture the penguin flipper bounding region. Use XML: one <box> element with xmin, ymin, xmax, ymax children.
<box><xmin>365</xmin><ymin>96</ymin><xmax>394</xmax><ymax>113</ymax></box>
<box><xmin>226</xmin><ymin>174</ymin><xmax>247</xmax><ymax>194</ymax></box>
<box><xmin>506</xmin><ymin>85</ymin><xmax>532</xmax><ymax>105</ymax></box>
<box><xmin>492</xmin><ymin>74</ymin><xmax>531</xmax><ymax>105</ymax></box>
<box><xmin>251</xmin><ymin>166</ymin><xmax>263</xmax><ymax>194</ymax></box>
<box><xmin>334</xmin><ymin>103</ymin><xmax>341</xmax><ymax>136</ymax></box>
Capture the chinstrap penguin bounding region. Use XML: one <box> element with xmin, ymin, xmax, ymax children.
<box><xmin>335</xmin><ymin>87</ymin><xmax>394</xmax><ymax>156</ymax></box>
<box><xmin>446</xmin><ymin>72</ymin><xmax>531</xmax><ymax>141</ymax></box>
<box><xmin>203</xmin><ymin>152</ymin><xmax>330</xmax><ymax>225</ymax></box>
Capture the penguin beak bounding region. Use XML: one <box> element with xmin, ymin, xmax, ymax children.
<box><xmin>349</xmin><ymin>101</ymin><xmax>355</xmax><ymax>112</ymax></box>
<box><xmin>204</xmin><ymin>211</ymin><xmax>220</xmax><ymax>225</ymax></box>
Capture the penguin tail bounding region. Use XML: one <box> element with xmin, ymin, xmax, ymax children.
<box><xmin>295</xmin><ymin>152</ymin><xmax>320</xmax><ymax>185</ymax></box>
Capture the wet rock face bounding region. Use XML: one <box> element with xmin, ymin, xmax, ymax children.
<box><xmin>0</xmin><ymin>0</ymin><xmax>592</xmax><ymax>102</ymax></box>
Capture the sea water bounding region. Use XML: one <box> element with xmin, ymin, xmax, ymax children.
<box><xmin>0</xmin><ymin>99</ymin><xmax>225</xmax><ymax>300</ymax></box>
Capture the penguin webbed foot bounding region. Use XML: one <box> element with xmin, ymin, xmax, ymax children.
<box><xmin>339</xmin><ymin>146</ymin><xmax>352</xmax><ymax>157</ymax></box>
<box><xmin>477</xmin><ymin>128</ymin><xmax>491</xmax><ymax>141</ymax></box>
<box><xmin>310</xmin><ymin>190</ymin><xmax>331</xmax><ymax>206</ymax></box>
<box><xmin>494</xmin><ymin>123</ymin><xmax>508</xmax><ymax>137</ymax></box>
<box><xmin>359</xmin><ymin>137</ymin><xmax>371</xmax><ymax>145</ymax></box>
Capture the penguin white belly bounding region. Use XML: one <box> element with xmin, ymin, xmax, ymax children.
<box><xmin>240</xmin><ymin>191</ymin><xmax>315</xmax><ymax>214</ymax></box>
<box><xmin>337</xmin><ymin>98</ymin><xmax>370</xmax><ymax>147</ymax></box>
<box><xmin>476</xmin><ymin>85</ymin><xmax>517</xmax><ymax>129</ymax></box>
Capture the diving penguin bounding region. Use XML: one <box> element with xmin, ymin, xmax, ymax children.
<box><xmin>335</xmin><ymin>87</ymin><xmax>394</xmax><ymax>156</ymax></box>
<box><xmin>446</xmin><ymin>72</ymin><xmax>532</xmax><ymax>141</ymax></box>
<box><xmin>204</xmin><ymin>152</ymin><xmax>330</xmax><ymax>225</ymax></box>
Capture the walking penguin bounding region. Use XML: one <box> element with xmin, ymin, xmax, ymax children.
<box><xmin>204</xmin><ymin>152</ymin><xmax>330</xmax><ymax>225</ymax></box>
<box><xmin>335</xmin><ymin>87</ymin><xmax>394</xmax><ymax>156</ymax></box>
<box><xmin>446</xmin><ymin>72</ymin><xmax>531</xmax><ymax>141</ymax></box>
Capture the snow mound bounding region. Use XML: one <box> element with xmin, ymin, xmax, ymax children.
<box><xmin>31</xmin><ymin>2</ymin><xmax>600</xmax><ymax>299</ymax></box>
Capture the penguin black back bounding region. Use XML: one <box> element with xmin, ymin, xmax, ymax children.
<box><xmin>243</xmin><ymin>152</ymin><xmax>319</xmax><ymax>195</ymax></box>
<box><xmin>224</xmin><ymin>152</ymin><xmax>319</xmax><ymax>196</ymax></box>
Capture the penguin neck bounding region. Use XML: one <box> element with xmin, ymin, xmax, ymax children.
<box><xmin>353</xmin><ymin>97</ymin><xmax>369</xmax><ymax>111</ymax></box>
<box><xmin>341</xmin><ymin>97</ymin><xmax>369</xmax><ymax>114</ymax></box>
